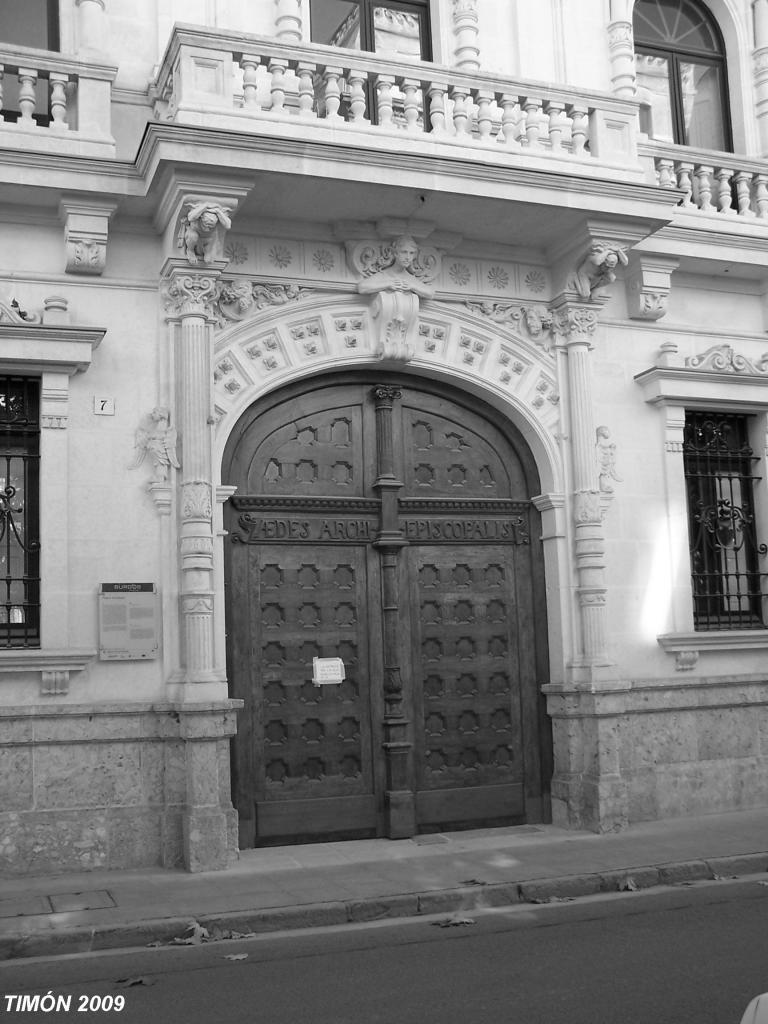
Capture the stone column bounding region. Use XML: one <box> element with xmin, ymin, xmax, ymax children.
<box><xmin>162</xmin><ymin>265</ymin><xmax>222</xmax><ymax>690</ymax></box>
<box><xmin>754</xmin><ymin>0</ymin><xmax>768</xmax><ymax>155</ymax></box>
<box><xmin>372</xmin><ymin>385</ymin><xmax>414</xmax><ymax>839</ymax></box>
<box><xmin>75</xmin><ymin>0</ymin><xmax>107</xmax><ymax>54</ymax></box>
<box><xmin>451</xmin><ymin>0</ymin><xmax>480</xmax><ymax>72</ymax></box>
<box><xmin>274</xmin><ymin>0</ymin><xmax>303</xmax><ymax>42</ymax></box>
<box><xmin>551</xmin><ymin>302</ymin><xmax>612</xmax><ymax>679</ymax></box>
<box><xmin>607</xmin><ymin>17</ymin><xmax>636</xmax><ymax>98</ymax></box>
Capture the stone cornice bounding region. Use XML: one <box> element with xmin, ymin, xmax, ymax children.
<box><xmin>635</xmin><ymin>362</ymin><xmax>768</xmax><ymax>408</ymax></box>
<box><xmin>0</xmin><ymin>324</ymin><xmax>105</xmax><ymax>374</ymax></box>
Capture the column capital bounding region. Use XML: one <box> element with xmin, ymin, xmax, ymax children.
<box><xmin>161</xmin><ymin>260</ymin><xmax>223</xmax><ymax>321</ymax></box>
<box><xmin>549</xmin><ymin>301</ymin><xmax>599</xmax><ymax>345</ymax></box>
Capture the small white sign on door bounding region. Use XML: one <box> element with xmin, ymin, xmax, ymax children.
<box><xmin>312</xmin><ymin>657</ymin><xmax>345</xmax><ymax>686</ymax></box>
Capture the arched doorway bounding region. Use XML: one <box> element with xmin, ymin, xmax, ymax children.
<box><xmin>223</xmin><ymin>372</ymin><xmax>551</xmax><ymax>846</ymax></box>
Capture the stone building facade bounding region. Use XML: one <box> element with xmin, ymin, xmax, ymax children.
<box><xmin>1</xmin><ymin>0</ymin><xmax>768</xmax><ymax>874</ymax></box>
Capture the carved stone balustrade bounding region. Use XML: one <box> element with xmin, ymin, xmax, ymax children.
<box><xmin>149</xmin><ymin>24</ymin><xmax>643</xmax><ymax>175</ymax></box>
<box><xmin>0</xmin><ymin>43</ymin><xmax>116</xmax><ymax>156</ymax></box>
<box><xmin>640</xmin><ymin>140</ymin><xmax>768</xmax><ymax>220</ymax></box>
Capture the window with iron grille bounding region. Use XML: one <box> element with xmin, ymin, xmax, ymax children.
<box><xmin>683</xmin><ymin>411</ymin><xmax>767</xmax><ymax>630</ymax></box>
<box><xmin>0</xmin><ymin>377</ymin><xmax>40</xmax><ymax>647</ymax></box>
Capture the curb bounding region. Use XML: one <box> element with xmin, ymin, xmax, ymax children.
<box><xmin>1</xmin><ymin>852</ymin><xmax>766</xmax><ymax>962</ymax></box>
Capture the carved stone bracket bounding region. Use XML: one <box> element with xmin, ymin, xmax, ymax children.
<box><xmin>177</xmin><ymin>198</ymin><xmax>237</xmax><ymax>266</ymax></box>
<box><xmin>60</xmin><ymin>197</ymin><xmax>117</xmax><ymax>276</ymax></box>
<box><xmin>569</xmin><ymin>240</ymin><xmax>628</xmax><ymax>301</ymax></box>
<box><xmin>349</xmin><ymin>236</ymin><xmax>439</xmax><ymax>362</ymax></box>
<box><xmin>625</xmin><ymin>254</ymin><xmax>678</xmax><ymax>321</ymax></box>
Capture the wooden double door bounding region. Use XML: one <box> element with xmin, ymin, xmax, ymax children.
<box><xmin>224</xmin><ymin>376</ymin><xmax>550</xmax><ymax>846</ymax></box>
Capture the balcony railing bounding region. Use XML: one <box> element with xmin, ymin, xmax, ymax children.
<box><xmin>640</xmin><ymin>140</ymin><xmax>768</xmax><ymax>220</ymax></box>
<box><xmin>0</xmin><ymin>43</ymin><xmax>116</xmax><ymax>156</ymax></box>
<box><xmin>150</xmin><ymin>24</ymin><xmax>644</xmax><ymax>176</ymax></box>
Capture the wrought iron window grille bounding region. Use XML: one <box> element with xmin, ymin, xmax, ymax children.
<box><xmin>683</xmin><ymin>411</ymin><xmax>768</xmax><ymax>630</ymax></box>
<box><xmin>0</xmin><ymin>377</ymin><xmax>40</xmax><ymax>648</ymax></box>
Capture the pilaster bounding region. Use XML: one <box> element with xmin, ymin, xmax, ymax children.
<box><xmin>75</xmin><ymin>0</ymin><xmax>107</xmax><ymax>55</ymax></box>
<box><xmin>754</xmin><ymin>0</ymin><xmax>768</xmax><ymax>155</ymax></box>
<box><xmin>451</xmin><ymin>0</ymin><xmax>480</xmax><ymax>72</ymax></box>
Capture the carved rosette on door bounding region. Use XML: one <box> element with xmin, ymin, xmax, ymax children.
<box><xmin>224</xmin><ymin>378</ymin><xmax>549</xmax><ymax>846</ymax></box>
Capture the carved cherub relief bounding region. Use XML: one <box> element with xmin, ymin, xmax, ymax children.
<box><xmin>131</xmin><ymin>407</ymin><xmax>181</xmax><ymax>483</ymax></box>
<box><xmin>178</xmin><ymin>202</ymin><xmax>233</xmax><ymax>265</ymax></box>
<box><xmin>572</xmin><ymin>242</ymin><xmax>628</xmax><ymax>300</ymax></box>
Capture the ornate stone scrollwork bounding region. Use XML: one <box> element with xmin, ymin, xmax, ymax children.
<box><xmin>349</xmin><ymin>235</ymin><xmax>439</xmax><ymax>362</ymax></box>
<box><xmin>162</xmin><ymin>273</ymin><xmax>219</xmax><ymax>319</ymax></box>
<box><xmin>685</xmin><ymin>344</ymin><xmax>768</xmax><ymax>375</ymax></box>
<box><xmin>550</xmin><ymin>305</ymin><xmax>598</xmax><ymax>339</ymax></box>
<box><xmin>464</xmin><ymin>301</ymin><xmax>555</xmax><ymax>352</ymax></box>
<box><xmin>130</xmin><ymin>407</ymin><xmax>181</xmax><ymax>483</ymax></box>
<box><xmin>570</xmin><ymin>241</ymin><xmax>628</xmax><ymax>300</ymax></box>
<box><xmin>0</xmin><ymin>294</ymin><xmax>41</xmax><ymax>325</ymax></box>
<box><xmin>216</xmin><ymin>280</ymin><xmax>312</xmax><ymax>325</ymax></box>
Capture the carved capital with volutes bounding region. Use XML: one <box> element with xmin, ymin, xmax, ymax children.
<box><xmin>549</xmin><ymin>304</ymin><xmax>598</xmax><ymax>343</ymax></box>
<box><xmin>162</xmin><ymin>269</ymin><xmax>220</xmax><ymax>320</ymax></box>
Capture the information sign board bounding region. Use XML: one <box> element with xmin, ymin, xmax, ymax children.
<box><xmin>98</xmin><ymin>583</ymin><xmax>159</xmax><ymax>661</ymax></box>
<box><xmin>312</xmin><ymin>657</ymin><xmax>345</xmax><ymax>686</ymax></box>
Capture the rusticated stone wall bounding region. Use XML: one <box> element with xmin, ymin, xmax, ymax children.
<box><xmin>0</xmin><ymin>702</ymin><xmax>240</xmax><ymax>875</ymax></box>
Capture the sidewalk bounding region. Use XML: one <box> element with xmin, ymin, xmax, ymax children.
<box><xmin>1</xmin><ymin>807</ymin><xmax>766</xmax><ymax>961</ymax></box>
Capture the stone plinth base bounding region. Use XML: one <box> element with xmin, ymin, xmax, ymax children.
<box><xmin>0</xmin><ymin>700</ymin><xmax>241</xmax><ymax>876</ymax></box>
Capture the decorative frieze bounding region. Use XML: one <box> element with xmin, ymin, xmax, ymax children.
<box><xmin>216</xmin><ymin>280</ymin><xmax>311</xmax><ymax>325</ymax></box>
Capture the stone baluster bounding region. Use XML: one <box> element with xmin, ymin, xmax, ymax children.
<box><xmin>427</xmin><ymin>81</ymin><xmax>447</xmax><ymax>135</ymax></box>
<box><xmin>733</xmin><ymin>171</ymin><xmax>754</xmax><ymax>217</ymax></box>
<box><xmin>714</xmin><ymin>167</ymin><xmax>734</xmax><ymax>213</ymax></box>
<box><xmin>546</xmin><ymin>100</ymin><xmax>565</xmax><ymax>152</ymax></box>
<box><xmin>17</xmin><ymin>69</ymin><xmax>38</xmax><ymax>124</ymax></box>
<box><xmin>754</xmin><ymin>0</ymin><xmax>768</xmax><ymax>156</ymax></box>
<box><xmin>274</xmin><ymin>0</ymin><xmax>303</xmax><ymax>42</ymax></box>
<box><xmin>552</xmin><ymin>303</ymin><xmax>611</xmax><ymax>674</ymax></box>
<box><xmin>376</xmin><ymin>74</ymin><xmax>395</xmax><ymax>129</ymax></box>
<box><xmin>656</xmin><ymin>157</ymin><xmax>676</xmax><ymax>188</ymax></box>
<box><xmin>371</xmin><ymin>385</ymin><xmax>414</xmax><ymax>839</ymax></box>
<box><xmin>450</xmin><ymin>84</ymin><xmax>471</xmax><ymax>137</ymax></box>
<box><xmin>75</xmin><ymin>0</ymin><xmax>107</xmax><ymax>53</ymax></box>
<box><xmin>475</xmin><ymin>89</ymin><xmax>493</xmax><ymax>143</ymax></box>
<box><xmin>322</xmin><ymin>66</ymin><xmax>343</xmax><ymax>122</ymax></box>
<box><xmin>49</xmin><ymin>73</ymin><xmax>69</xmax><ymax>129</ymax></box>
<box><xmin>240</xmin><ymin>56</ymin><xmax>261</xmax><ymax>110</ymax></box>
<box><xmin>296</xmin><ymin>61</ymin><xmax>316</xmax><ymax>117</ymax></box>
<box><xmin>694</xmin><ymin>165</ymin><xmax>714</xmax><ymax>212</ymax></box>
<box><xmin>676</xmin><ymin>162</ymin><xmax>694</xmax><ymax>206</ymax></box>
<box><xmin>755</xmin><ymin>172</ymin><xmax>768</xmax><ymax>218</ymax></box>
<box><xmin>499</xmin><ymin>93</ymin><xmax>520</xmax><ymax>148</ymax></box>
<box><xmin>522</xmin><ymin>96</ymin><xmax>543</xmax><ymax>148</ymax></box>
<box><xmin>568</xmin><ymin>103</ymin><xmax>588</xmax><ymax>156</ymax></box>
<box><xmin>269</xmin><ymin>57</ymin><xmax>288</xmax><ymax>113</ymax></box>
<box><xmin>347</xmin><ymin>68</ymin><xmax>369</xmax><ymax>124</ymax></box>
<box><xmin>402</xmin><ymin>78</ymin><xmax>421</xmax><ymax>132</ymax></box>
<box><xmin>451</xmin><ymin>0</ymin><xmax>480</xmax><ymax>72</ymax></box>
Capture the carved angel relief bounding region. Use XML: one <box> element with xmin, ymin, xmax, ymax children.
<box><xmin>349</xmin><ymin>235</ymin><xmax>439</xmax><ymax>361</ymax></box>
<box><xmin>130</xmin><ymin>407</ymin><xmax>181</xmax><ymax>483</ymax></box>
<box><xmin>596</xmin><ymin>425</ymin><xmax>622</xmax><ymax>493</ymax></box>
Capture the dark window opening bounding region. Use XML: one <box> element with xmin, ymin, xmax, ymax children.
<box><xmin>0</xmin><ymin>0</ymin><xmax>61</xmax><ymax>125</ymax></box>
<box><xmin>0</xmin><ymin>377</ymin><xmax>40</xmax><ymax>648</ymax></box>
<box><xmin>310</xmin><ymin>0</ymin><xmax>431</xmax><ymax>60</ymax></box>
<box><xmin>683</xmin><ymin>411</ymin><xmax>767</xmax><ymax>630</ymax></box>
<box><xmin>633</xmin><ymin>0</ymin><xmax>731</xmax><ymax>152</ymax></box>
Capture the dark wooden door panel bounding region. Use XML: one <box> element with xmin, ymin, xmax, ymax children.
<box><xmin>224</xmin><ymin>376</ymin><xmax>550</xmax><ymax>846</ymax></box>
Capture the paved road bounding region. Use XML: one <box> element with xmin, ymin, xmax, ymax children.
<box><xmin>1</xmin><ymin>878</ymin><xmax>767</xmax><ymax>1024</ymax></box>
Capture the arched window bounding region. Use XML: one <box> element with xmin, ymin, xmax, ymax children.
<box><xmin>633</xmin><ymin>0</ymin><xmax>731</xmax><ymax>152</ymax></box>
<box><xmin>310</xmin><ymin>1</ymin><xmax>431</xmax><ymax>61</ymax></box>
